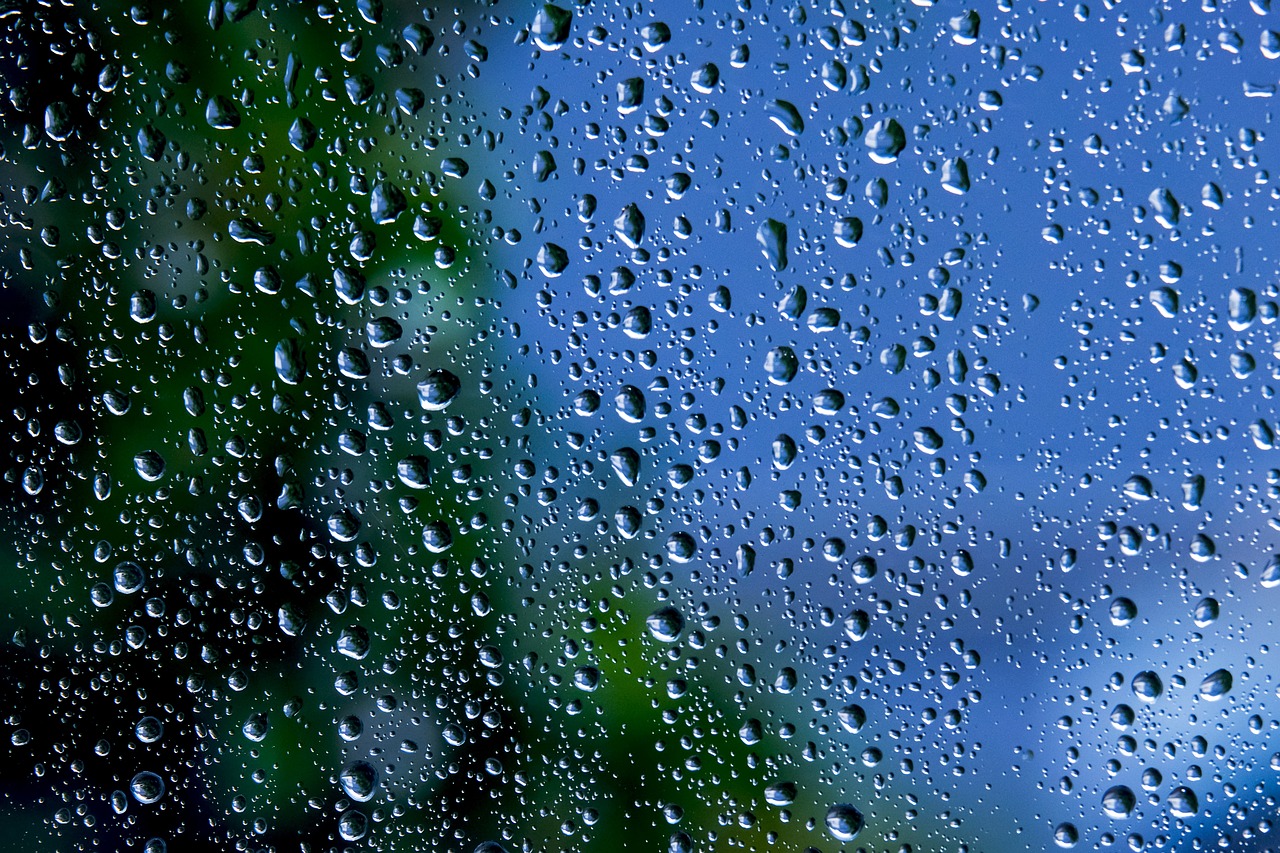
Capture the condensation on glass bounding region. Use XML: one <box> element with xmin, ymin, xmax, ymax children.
<box><xmin>0</xmin><ymin>0</ymin><xmax>1274</xmax><ymax>851</ymax></box>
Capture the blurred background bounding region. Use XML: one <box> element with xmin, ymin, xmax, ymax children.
<box><xmin>2</xmin><ymin>0</ymin><xmax>1279</xmax><ymax>851</ymax></box>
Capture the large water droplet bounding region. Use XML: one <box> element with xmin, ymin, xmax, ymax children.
<box><xmin>205</xmin><ymin>95</ymin><xmax>241</xmax><ymax>130</ymax></box>
<box><xmin>1149</xmin><ymin>187</ymin><xmax>1180</xmax><ymax>229</ymax></box>
<box><xmin>646</xmin><ymin>605</ymin><xmax>684</xmax><ymax>642</ymax></box>
<box><xmin>1101</xmin><ymin>785</ymin><xmax>1136</xmax><ymax>818</ymax></box>
<box><xmin>764</xmin><ymin>781</ymin><xmax>796</xmax><ymax>806</ymax></box>
<box><xmin>666</xmin><ymin>532</ymin><xmax>696</xmax><ymax>564</ymax></box>
<box><xmin>610</xmin><ymin>447</ymin><xmax>640</xmax><ymax>486</ymax></box>
<box><xmin>133</xmin><ymin>450</ymin><xmax>166</xmax><ymax>482</ymax></box>
<box><xmin>825</xmin><ymin>804</ymin><xmax>864</xmax><ymax>842</ymax></box>
<box><xmin>113</xmin><ymin>562</ymin><xmax>146</xmax><ymax>595</ymax></box>
<box><xmin>339</xmin><ymin>760</ymin><xmax>378</xmax><ymax>802</ymax></box>
<box><xmin>1167</xmin><ymin>786</ymin><xmax>1199</xmax><ymax>818</ymax></box>
<box><xmin>531</xmin><ymin>4</ymin><xmax>572</xmax><ymax>51</ymax></box>
<box><xmin>757</xmin><ymin>219</ymin><xmax>788</xmax><ymax>271</ymax></box>
<box><xmin>422</xmin><ymin>521</ymin><xmax>453</xmax><ymax>553</ymax></box>
<box><xmin>941</xmin><ymin>157</ymin><xmax>970</xmax><ymax>194</ymax></box>
<box><xmin>418</xmin><ymin>370</ymin><xmax>461</xmax><ymax>411</ymax></box>
<box><xmin>765</xmin><ymin>99</ymin><xmax>804</xmax><ymax>136</ymax></box>
<box><xmin>615</xmin><ymin>203</ymin><xmax>646</xmax><ymax>248</ymax></box>
<box><xmin>1109</xmin><ymin>597</ymin><xmax>1138</xmax><ymax>626</ymax></box>
<box><xmin>242</xmin><ymin>713</ymin><xmax>269</xmax><ymax>742</ymax></box>
<box><xmin>1199</xmin><ymin>668</ymin><xmax>1232</xmax><ymax>700</ymax></box>
<box><xmin>1132</xmin><ymin>670</ymin><xmax>1163</xmax><ymax>703</ymax></box>
<box><xmin>1053</xmin><ymin>823</ymin><xmax>1079</xmax><ymax>848</ymax></box>
<box><xmin>616</xmin><ymin>385</ymin><xmax>646</xmax><ymax>423</ymax></box>
<box><xmin>764</xmin><ymin>346</ymin><xmax>799</xmax><ymax>385</ymax></box>
<box><xmin>397</xmin><ymin>456</ymin><xmax>431</xmax><ymax>489</ymax></box>
<box><xmin>690</xmin><ymin>63</ymin><xmax>720</xmax><ymax>93</ymax></box>
<box><xmin>865</xmin><ymin>118</ymin><xmax>907</xmax><ymax>163</ymax></box>
<box><xmin>274</xmin><ymin>338</ymin><xmax>306</xmax><ymax>385</ymax></box>
<box><xmin>129</xmin><ymin>772</ymin><xmax>165</xmax><ymax>805</ymax></box>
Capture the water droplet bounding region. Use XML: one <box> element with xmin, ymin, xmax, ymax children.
<box><xmin>288</xmin><ymin>117</ymin><xmax>317</xmax><ymax>151</ymax></box>
<box><xmin>1193</xmin><ymin>597</ymin><xmax>1219</xmax><ymax>627</ymax></box>
<box><xmin>1132</xmin><ymin>670</ymin><xmax>1163</xmax><ymax>703</ymax></box>
<box><xmin>1167</xmin><ymin>786</ymin><xmax>1199</xmax><ymax>818</ymax></box>
<box><xmin>339</xmin><ymin>759</ymin><xmax>378</xmax><ymax>802</ymax></box>
<box><xmin>616</xmin><ymin>385</ymin><xmax>646</xmax><ymax>422</ymax></box>
<box><xmin>821</xmin><ymin>59</ymin><xmax>848</xmax><ymax>90</ymax></box>
<box><xmin>610</xmin><ymin>447</ymin><xmax>640</xmax><ymax>486</ymax></box>
<box><xmin>418</xmin><ymin>370</ymin><xmax>461</xmax><ymax>411</ymax></box>
<box><xmin>646</xmin><ymin>606</ymin><xmax>684</xmax><ymax>642</ymax></box>
<box><xmin>913</xmin><ymin>426</ymin><xmax>944</xmax><ymax>454</ymax></box>
<box><xmin>205</xmin><ymin>95</ymin><xmax>241</xmax><ymax>130</ymax></box>
<box><xmin>537</xmin><ymin>242</ymin><xmax>569</xmax><ymax>276</ymax></box>
<box><xmin>44</xmin><ymin>101</ymin><xmax>73</xmax><ymax>141</ymax></box>
<box><xmin>397</xmin><ymin>456</ymin><xmax>431</xmax><ymax>489</ymax></box>
<box><xmin>1149</xmin><ymin>187</ymin><xmax>1180</xmax><ymax>229</ymax></box>
<box><xmin>90</xmin><ymin>583</ymin><xmax>114</xmax><ymax>608</ymax></box>
<box><xmin>850</xmin><ymin>556</ymin><xmax>877</xmax><ymax>584</ymax></box>
<box><xmin>1149</xmin><ymin>286</ymin><xmax>1180</xmax><ymax>318</ymax></box>
<box><xmin>825</xmin><ymin>803</ymin><xmax>864</xmax><ymax>842</ymax></box>
<box><xmin>228</xmin><ymin>219</ymin><xmax>273</xmax><ymax>246</ymax></box>
<box><xmin>370</xmin><ymin>182</ymin><xmax>406</xmax><ymax>225</ymax></box>
<box><xmin>573</xmin><ymin>666</ymin><xmax>600</xmax><ymax>691</ymax></box>
<box><xmin>764</xmin><ymin>781</ymin><xmax>796</xmax><ymax>806</ymax></box>
<box><xmin>778</xmin><ymin>285</ymin><xmax>806</xmax><ymax>320</ymax></box>
<box><xmin>1109</xmin><ymin>597</ymin><xmax>1138</xmax><ymax>626</ymax></box>
<box><xmin>666</xmin><ymin>532</ymin><xmax>696</xmax><ymax>563</ymax></box>
<box><xmin>338</xmin><ymin>715</ymin><xmax>363</xmax><ymax>741</ymax></box>
<box><xmin>941</xmin><ymin>157</ymin><xmax>970</xmax><ymax>194</ymax></box>
<box><xmin>337</xmin><ymin>626</ymin><xmax>370</xmax><ymax>660</ymax></box>
<box><xmin>1101</xmin><ymin>784</ymin><xmax>1136</xmax><ymax>818</ymax></box>
<box><xmin>366</xmin><ymin>317</ymin><xmax>403</xmax><ymax>348</ymax></box>
<box><xmin>622</xmin><ymin>306</ymin><xmax>652</xmax><ymax>338</ymax></box>
<box><xmin>1122</xmin><ymin>475</ymin><xmax>1153</xmax><ymax>500</ymax></box>
<box><xmin>641</xmin><ymin>22</ymin><xmax>671</xmax><ymax>51</ymax></box>
<box><xmin>135</xmin><ymin>716</ymin><xmax>163</xmax><ymax>744</ymax></box>
<box><xmin>136</xmin><ymin>124</ymin><xmax>166</xmax><ymax>161</ymax></box>
<box><xmin>129</xmin><ymin>772</ymin><xmax>165</xmax><ymax>805</ymax></box>
<box><xmin>1053</xmin><ymin>822</ymin><xmax>1079</xmax><ymax>848</ymax></box>
<box><xmin>813</xmin><ymin>389</ymin><xmax>845</xmax><ymax>415</ymax></box>
<box><xmin>617</xmin><ymin>78</ymin><xmax>644</xmax><ymax>114</ymax></box>
<box><xmin>113</xmin><ymin>562</ymin><xmax>146</xmax><ymax>595</ymax></box>
<box><xmin>242</xmin><ymin>713</ymin><xmax>269</xmax><ymax>742</ymax></box>
<box><xmin>278</xmin><ymin>603</ymin><xmax>306</xmax><ymax>637</ymax></box>
<box><xmin>422</xmin><ymin>521</ymin><xmax>453</xmax><ymax>553</ymax></box>
<box><xmin>274</xmin><ymin>338</ymin><xmax>306</xmax><ymax>385</ymax></box>
<box><xmin>764</xmin><ymin>346</ymin><xmax>799</xmax><ymax>385</ymax></box>
<box><xmin>532</xmin><ymin>4</ymin><xmax>573</xmax><ymax>51</ymax></box>
<box><xmin>615</xmin><ymin>203</ymin><xmax>646</xmax><ymax>248</ymax></box>
<box><xmin>1229</xmin><ymin>287</ymin><xmax>1258</xmax><ymax>330</ymax></box>
<box><xmin>765</xmin><ymin>99</ymin><xmax>804</xmax><ymax>136</ymax></box>
<box><xmin>1263</xmin><ymin>554</ymin><xmax>1280</xmax><ymax>588</ymax></box>
<box><xmin>133</xmin><ymin>450</ymin><xmax>166</xmax><ymax>482</ymax></box>
<box><xmin>1199</xmin><ymin>668</ymin><xmax>1232</xmax><ymax>700</ymax></box>
<box><xmin>757</xmin><ymin>219</ymin><xmax>788</xmax><ymax>271</ymax></box>
<box><xmin>865</xmin><ymin>118</ymin><xmax>907</xmax><ymax>163</ymax></box>
<box><xmin>338</xmin><ymin>810</ymin><xmax>368</xmax><ymax>841</ymax></box>
<box><xmin>834</xmin><ymin>216</ymin><xmax>863</xmax><ymax>247</ymax></box>
<box><xmin>951</xmin><ymin>9</ymin><xmax>981</xmax><ymax>43</ymax></box>
<box><xmin>690</xmin><ymin>63</ymin><xmax>720</xmax><ymax>93</ymax></box>
<box><xmin>327</xmin><ymin>510</ymin><xmax>361</xmax><ymax>542</ymax></box>
<box><xmin>837</xmin><ymin>703</ymin><xmax>867</xmax><ymax>733</ymax></box>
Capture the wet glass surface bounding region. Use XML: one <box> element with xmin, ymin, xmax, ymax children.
<box><xmin>2</xmin><ymin>0</ymin><xmax>1279</xmax><ymax>850</ymax></box>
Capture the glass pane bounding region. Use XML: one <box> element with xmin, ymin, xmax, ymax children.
<box><xmin>0</xmin><ymin>0</ymin><xmax>1272</xmax><ymax>851</ymax></box>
